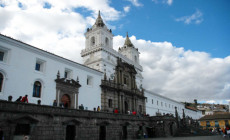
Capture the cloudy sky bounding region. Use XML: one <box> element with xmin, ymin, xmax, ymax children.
<box><xmin>0</xmin><ymin>0</ymin><xmax>229</xmax><ymax>104</ymax></box>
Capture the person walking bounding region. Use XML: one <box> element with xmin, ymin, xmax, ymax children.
<box><xmin>21</xmin><ymin>95</ymin><xmax>28</xmax><ymax>103</ymax></box>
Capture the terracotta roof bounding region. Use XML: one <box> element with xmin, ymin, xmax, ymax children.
<box><xmin>199</xmin><ymin>113</ymin><xmax>230</xmax><ymax>121</ymax></box>
<box><xmin>185</xmin><ymin>106</ymin><xmax>197</xmax><ymax>111</ymax></box>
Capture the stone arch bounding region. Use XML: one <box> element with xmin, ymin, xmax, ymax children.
<box><xmin>0</xmin><ymin>69</ymin><xmax>7</xmax><ymax>93</ymax></box>
<box><xmin>139</xmin><ymin>105</ymin><xmax>142</xmax><ymax>113</ymax></box>
<box><xmin>134</xmin><ymin>55</ymin><xmax>137</xmax><ymax>63</ymax></box>
<box><xmin>91</xmin><ymin>36</ymin><xmax>95</xmax><ymax>46</ymax></box>
<box><xmin>33</xmin><ymin>81</ymin><xmax>42</xmax><ymax>98</ymax></box>
<box><xmin>105</xmin><ymin>37</ymin><xmax>109</xmax><ymax>46</ymax></box>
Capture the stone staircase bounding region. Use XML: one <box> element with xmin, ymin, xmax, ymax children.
<box><xmin>175</xmin><ymin>126</ymin><xmax>214</xmax><ymax>137</ymax></box>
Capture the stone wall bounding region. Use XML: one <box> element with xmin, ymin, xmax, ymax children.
<box><xmin>0</xmin><ymin>100</ymin><xmax>177</xmax><ymax>140</ymax></box>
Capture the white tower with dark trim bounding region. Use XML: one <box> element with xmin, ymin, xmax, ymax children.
<box><xmin>81</xmin><ymin>11</ymin><xmax>117</xmax><ymax>79</ymax></box>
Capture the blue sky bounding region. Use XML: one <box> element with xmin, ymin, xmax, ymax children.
<box><xmin>0</xmin><ymin>0</ymin><xmax>229</xmax><ymax>104</ymax></box>
<box><xmin>107</xmin><ymin>0</ymin><xmax>230</xmax><ymax>58</ymax></box>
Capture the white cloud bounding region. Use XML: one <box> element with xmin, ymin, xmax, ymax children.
<box><xmin>152</xmin><ymin>0</ymin><xmax>173</xmax><ymax>6</ymax></box>
<box><xmin>123</xmin><ymin>6</ymin><xmax>130</xmax><ymax>13</ymax></box>
<box><xmin>205</xmin><ymin>100</ymin><xmax>229</xmax><ymax>105</ymax></box>
<box><xmin>113</xmin><ymin>35</ymin><xmax>230</xmax><ymax>102</ymax></box>
<box><xmin>0</xmin><ymin>0</ymin><xmax>121</xmax><ymax>62</ymax></box>
<box><xmin>167</xmin><ymin>0</ymin><xmax>173</xmax><ymax>5</ymax></box>
<box><xmin>175</xmin><ymin>9</ymin><xmax>203</xmax><ymax>24</ymax></box>
<box><xmin>127</xmin><ymin>0</ymin><xmax>143</xmax><ymax>7</ymax></box>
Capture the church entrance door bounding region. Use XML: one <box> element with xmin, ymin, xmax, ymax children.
<box><xmin>66</xmin><ymin>125</ymin><xmax>75</xmax><ymax>140</ymax></box>
<box><xmin>122</xmin><ymin>126</ymin><xmax>127</xmax><ymax>139</ymax></box>
<box><xmin>146</xmin><ymin>127</ymin><xmax>155</xmax><ymax>138</ymax></box>
<box><xmin>61</xmin><ymin>94</ymin><xmax>71</xmax><ymax>108</ymax></box>
<box><xmin>99</xmin><ymin>126</ymin><xmax>106</xmax><ymax>140</ymax></box>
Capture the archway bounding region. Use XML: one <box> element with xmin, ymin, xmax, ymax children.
<box><xmin>139</xmin><ymin>105</ymin><xmax>142</xmax><ymax>113</ymax></box>
<box><xmin>124</xmin><ymin>101</ymin><xmax>129</xmax><ymax>114</ymax></box>
<box><xmin>122</xmin><ymin>126</ymin><xmax>127</xmax><ymax>139</ymax></box>
<box><xmin>99</xmin><ymin>126</ymin><xmax>106</xmax><ymax>140</ymax></box>
<box><xmin>61</xmin><ymin>94</ymin><xmax>71</xmax><ymax>108</ymax></box>
<box><xmin>66</xmin><ymin>125</ymin><xmax>76</xmax><ymax>140</ymax></box>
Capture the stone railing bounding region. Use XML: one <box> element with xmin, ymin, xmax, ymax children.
<box><xmin>101</xmin><ymin>80</ymin><xmax>144</xmax><ymax>97</ymax></box>
<box><xmin>0</xmin><ymin>100</ymin><xmax>148</xmax><ymax>121</ymax></box>
<box><xmin>81</xmin><ymin>46</ymin><xmax>143</xmax><ymax>71</ymax></box>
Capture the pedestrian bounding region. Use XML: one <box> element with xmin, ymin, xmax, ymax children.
<box><xmin>15</xmin><ymin>96</ymin><xmax>22</xmax><ymax>102</ymax></box>
<box><xmin>21</xmin><ymin>95</ymin><xmax>28</xmax><ymax>103</ymax></box>
<box><xmin>53</xmin><ymin>100</ymin><xmax>57</xmax><ymax>107</ymax></box>
<box><xmin>114</xmin><ymin>108</ymin><xmax>118</xmax><ymax>114</ymax></box>
<box><xmin>79</xmin><ymin>104</ymin><xmax>84</xmax><ymax>110</ymax></box>
<box><xmin>0</xmin><ymin>127</ymin><xmax>3</xmax><ymax>140</ymax></box>
<box><xmin>132</xmin><ymin>110</ymin><xmax>136</xmax><ymax>115</ymax></box>
<box><xmin>97</xmin><ymin>106</ymin><xmax>100</xmax><ymax>111</ymax></box>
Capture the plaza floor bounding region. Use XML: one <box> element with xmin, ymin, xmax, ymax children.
<box><xmin>139</xmin><ymin>135</ymin><xmax>228</xmax><ymax>140</ymax></box>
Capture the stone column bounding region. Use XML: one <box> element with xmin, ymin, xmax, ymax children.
<box><xmin>121</xmin><ymin>95</ymin><xmax>124</xmax><ymax>113</ymax></box>
<box><xmin>57</xmin><ymin>89</ymin><xmax>61</xmax><ymax>106</ymax></box>
<box><xmin>75</xmin><ymin>92</ymin><xmax>79</xmax><ymax>109</ymax></box>
<box><xmin>143</xmin><ymin>98</ymin><xmax>146</xmax><ymax>114</ymax></box>
<box><xmin>102</xmin><ymin>89</ymin><xmax>107</xmax><ymax>111</ymax></box>
<box><xmin>118</xmin><ymin>93</ymin><xmax>120</xmax><ymax>110</ymax></box>
<box><xmin>132</xmin><ymin>96</ymin><xmax>135</xmax><ymax>111</ymax></box>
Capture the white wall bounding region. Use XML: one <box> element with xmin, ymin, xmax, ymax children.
<box><xmin>0</xmin><ymin>35</ymin><xmax>103</xmax><ymax>110</ymax></box>
<box><xmin>145</xmin><ymin>90</ymin><xmax>202</xmax><ymax>119</ymax></box>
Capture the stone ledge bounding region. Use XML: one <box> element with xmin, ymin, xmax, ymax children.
<box><xmin>0</xmin><ymin>100</ymin><xmax>149</xmax><ymax>121</ymax></box>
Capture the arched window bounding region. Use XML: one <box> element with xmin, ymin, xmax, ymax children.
<box><xmin>139</xmin><ymin>105</ymin><xmax>142</xmax><ymax>113</ymax></box>
<box><xmin>105</xmin><ymin>37</ymin><xmax>109</xmax><ymax>45</ymax></box>
<box><xmin>91</xmin><ymin>36</ymin><xmax>95</xmax><ymax>46</ymax></box>
<box><xmin>108</xmin><ymin>99</ymin><xmax>112</xmax><ymax>108</ymax></box>
<box><xmin>134</xmin><ymin>55</ymin><xmax>137</xmax><ymax>63</ymax></box>
<box><xmin>0</xmin><ymin>73</ymin><xmax>3</xmax><ymax>92</ymax></box>
<box><xmin>33</xmin><ymin>81</ymin><xmax>41</xmax><ymax>98</ymax></box>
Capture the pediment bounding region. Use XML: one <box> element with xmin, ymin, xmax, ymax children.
<box><xmin>62</xmin><ymin>119</ymin><xmax>82</xmax><ymax>125</ymax></box>
<box><xmin>96</xmin><ymin>121</ymin><xmax>110</xmax><ymax>126</ymax></box>
<box><xmin>8</xmin><ymin>115</ymin><xmax>39</xmax><ymax>124</ymax></box>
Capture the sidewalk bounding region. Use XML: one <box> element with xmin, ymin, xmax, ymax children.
<box><xmin>140</xmin><ymin>135</ymin><xmax>227</xmax><ymax>140</ymax></box>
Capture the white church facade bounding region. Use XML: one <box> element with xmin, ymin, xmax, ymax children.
<box><xmin>0</xmin><ymin>11</ymin><xmax>202</xmax><ymax>119</ymax></box>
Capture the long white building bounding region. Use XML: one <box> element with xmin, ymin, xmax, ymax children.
<box><xmin>145</xmin><ymin>90</ymin><xmax>202</xmax><ymax>119</ymax></box>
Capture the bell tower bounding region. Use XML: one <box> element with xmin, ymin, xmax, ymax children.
<box><xmin>84</xmin><ymin>11</ymin><xmax>113</xmax><ymax>50</ymax></box>
<box><xmin>81</xmin><ymin>11</ymin><xmax>116</xmax><ymax>77</ymax></box>
<box><xmin>119</xmin><ymin>32</ymin><xmax>140</xmax><ymax>65</ymax></box>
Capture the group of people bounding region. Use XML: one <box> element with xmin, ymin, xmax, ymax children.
<box><xmin>113</xmin><ymin>109</ymin><xmax>139</xmax><ymax>116</ymax></box>
<box><xmin>211</xmin><ymin>126</ymin><xmax>230</xmax><ymax>138</ymax></box>
<box><xmin>15</xmin><ymin>95</ymin><xmax>29</xmax><ymax>103</ymax></box>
